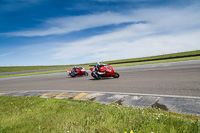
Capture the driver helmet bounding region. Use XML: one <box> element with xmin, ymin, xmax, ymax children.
<box><xmin>73</xmin><ymin>66</ymin><xmax>77</xmax><ymax>69</ymax></box>
<box><xmin>97</xmin><ymin>62</ymin><xmax>102</xmax><ymax>65</ymax></box>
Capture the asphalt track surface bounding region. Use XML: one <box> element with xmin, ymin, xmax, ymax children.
<box><xmin>0</xmin><ymin>60</ymin><xmax>200</xmax><ymax>97</ymax></box>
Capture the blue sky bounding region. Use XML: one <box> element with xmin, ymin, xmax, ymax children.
<box><xmin>0</xmin><ymin>0</ymin><xmax>200</xmax><ymax>66</ymax></box>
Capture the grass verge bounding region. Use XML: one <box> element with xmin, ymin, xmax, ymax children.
<box><xmin>0</xmin><ymin>69</ymin><xmax>67</xmax><ymax>78</ymax></box>
<box><xmin>0</xmin><ymin>65</ymin><xmax>73</xmax><ymax>73</ymax></box>
<box><xmin>0</xmin><ymin>96</ymin><xmax>199</xmax><ymax>133</ymax></box>
<box><xmin>112</xmin><ymin>56</ymin><xmax>200</xmax><ymax>67</ymax></box>
<box><xmin>99</xmin><ymin>50</ymin><xmax>200</xmax><ymax>65</ymax></box>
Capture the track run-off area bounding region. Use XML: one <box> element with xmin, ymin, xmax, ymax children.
<box><xmin>0</xmin><ymin>60</ymin><xmax>200</xmax><ymax>98</ymax></box>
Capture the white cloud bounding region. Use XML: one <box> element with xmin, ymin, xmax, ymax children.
<box><xmin>50</xmin><ymin>5</ymin><xmax>200</xmax><ymax>63</ymax></box>
<box><xmin>52</xmin><ymin>27</ymin><xmax>200</xmax><ymax>63</ymax></box>
<box><xmin>3</xmin><ymin>5</ymin><xmax>199</xmax><ymax>38</ymax></box>
<box><xmin>0</xmin><ymin>52</ymin><xmax>13</xmax><ymax>57</ymax></box>
<box><xmin>95</xmin><ymin>0</ymin><xmax>156</xmax><ymax>2</ymax></box>
<box><xmin>4</xmin><ymin>5</ymin><xmax>199</xmax><ymax>65</ymax></box>
<box><xmin>0</xmin><ymin>0</ymin><xmax>42</xmax><ymax>11</ymax></box>
<box><xmin>2</xmin><ymin>12</ymin><xmax>134</xmax><ymax>37</ymax></box>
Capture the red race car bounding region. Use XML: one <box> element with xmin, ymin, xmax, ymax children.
<box><xmin>67</xmin><ymin>66</ymin><xmax>88</xmax><ymax>77</ymax></box>
<box><xmin>90</xmin><ymin>65</ymin><xmax>120</xmax><ymax>79</ymax></box>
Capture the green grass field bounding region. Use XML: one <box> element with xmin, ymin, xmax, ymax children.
<box><xmin>0</xmin><ymin>96</ymin><xmax>199</xmax><ymax>133</ymax></box>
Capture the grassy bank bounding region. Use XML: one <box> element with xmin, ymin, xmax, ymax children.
<box><xmin>100</xmin><ymin>50</ymin><xmax>200</xmax><ymax>65</ymax></box>
<box><xmin>0</xmin><ymin>96</ymin><xmax>199</xmax><ymax>133</ymax></box>
<box><xmin>0</xmin><ymin>65</ymin><xmax>73</xmax><ymax>73</ymax></box>
<box><xmin>112</xmin><ymin>56</ymin><xmax>200</xmax><ymax>68</ymax></box>
<box><xmin>0</xmin><ymin>69</ymin><xmax>67</xmax><ymax>78</ymax></box>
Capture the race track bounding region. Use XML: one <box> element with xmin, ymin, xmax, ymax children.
<box><xmin>0</xmin><ymin>61</ymin><xmax>200</xmax><ymax>97</ymax></box>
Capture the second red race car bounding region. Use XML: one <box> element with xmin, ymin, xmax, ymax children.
<box><xmin>90</xmin><ymin>64</ymin><xmax>120</xmax><ymax>79</ymax></box>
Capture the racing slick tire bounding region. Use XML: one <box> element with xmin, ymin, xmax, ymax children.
<box><xmin>70</xmin><ymin>72</ymin><xmax>76</xmax><ymax>77</ymax></box>
<box><xmin>113</xmin><ymin>72</ymin><xmax>120</xmax><ymax>78</ymax></box>
<box><xmin>84</xmin><ymin>72</ymin><xmax>88</xmax><ymax>76</ymax></box>
<box><xmin>91</xmin><ymin>72</ymin><xmax>101</xmax><ymax>79</ymax></box>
